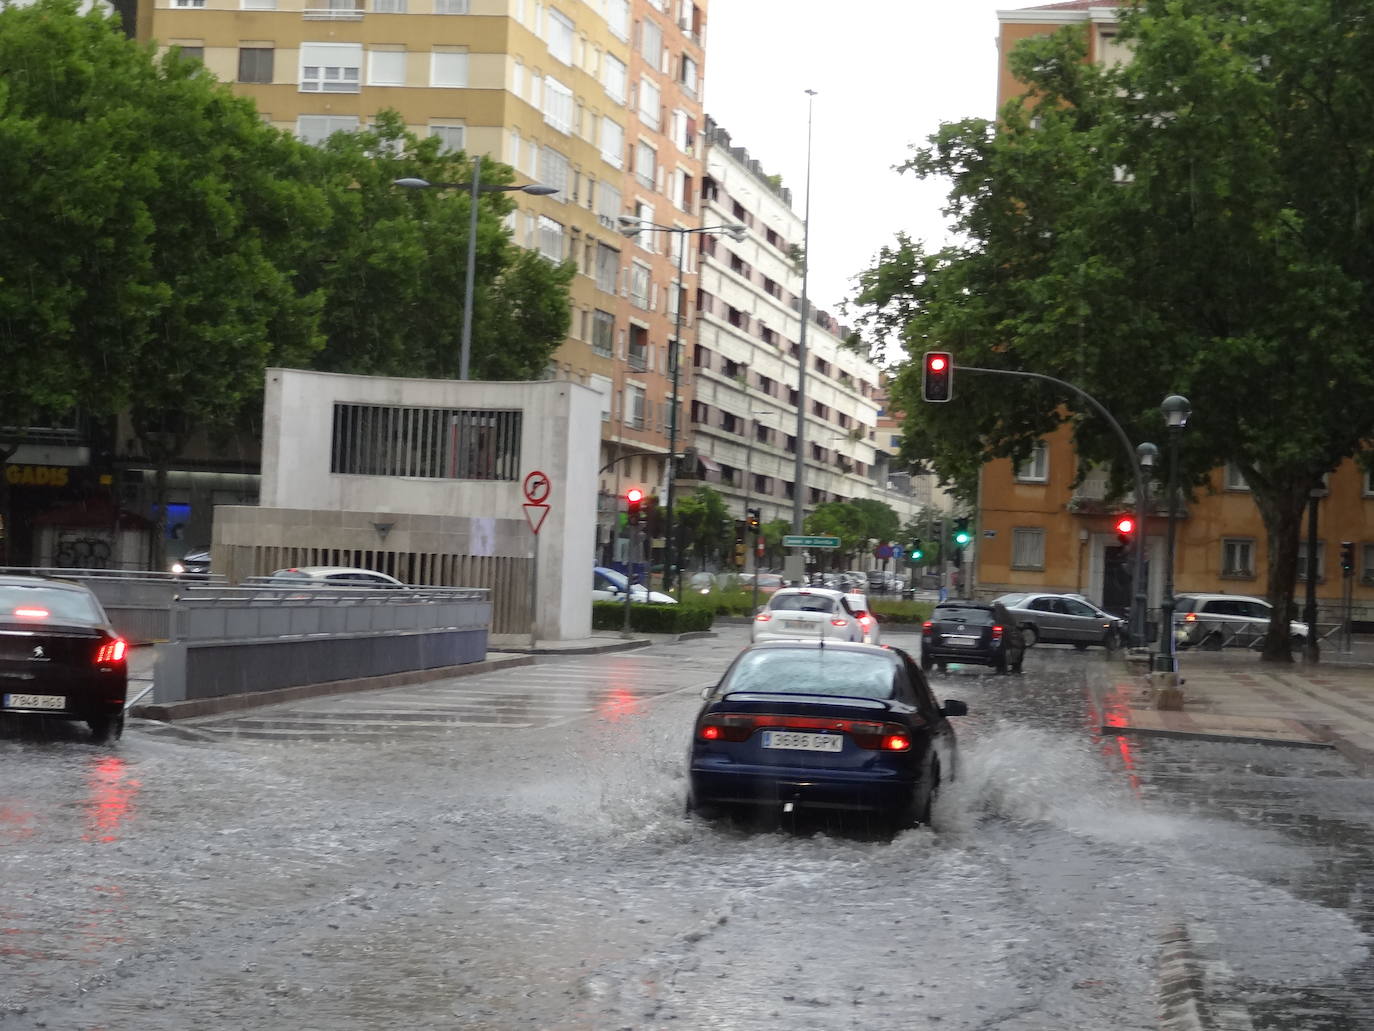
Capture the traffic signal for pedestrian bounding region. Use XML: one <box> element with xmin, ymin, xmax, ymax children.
<box><xmin>626</xmin><ymin>487</ymin><xmax>644</xmax><ymax>524</ymax></box>
<box><xmin>922</xmin><ymin>351</ymin><xmax>954</xmax><ymax>403</ymax></box>
<box><xmin>1341</xmin><ymin>540</ymin><xmax>1355</xmax><ymax>576</ymax></box>
<box><xmin>1115</xmin><ymin>515</ymin><xmax>1135</xmax><ymax>548</ymax></box>
<box><xmin>953</xmin><ymin>518</ymin><xmax>972</xmax><ymax>547</ymax></box>
<box><xmin>746</xmin><ymin>507</ymin><xmax>761</xmax><ymax>532</ymax></box>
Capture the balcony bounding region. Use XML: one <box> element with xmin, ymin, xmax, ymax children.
<box><xmin>304</xmin><ymin>2</ymin><xmax>364</xmax><ymax>18</ymax></box>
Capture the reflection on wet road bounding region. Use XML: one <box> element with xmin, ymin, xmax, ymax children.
<box><xmin>0</xmin><ymin>628</ymin><xmax>1369</xmax><ymax>1029</ymax></box>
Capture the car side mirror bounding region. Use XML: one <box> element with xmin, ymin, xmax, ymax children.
<box><xmin>701</xmin><ymin>685</ymin><xmax>715</xmax><ymax>700</ymax></box>
<box><xmin>940</xmin><ymin>700</ymin><xmax>969</xmax><ymax>717</ymax></box>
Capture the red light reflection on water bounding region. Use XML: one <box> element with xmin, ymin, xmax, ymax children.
<box><xmin>597</xmin><ymin>684</ymin><xmax>643</xmax><ymax>723</ymax></box>
<box><xmin>1088</xmin><ymin>682</ymin><xmax>1143</xmax><ymax>797</ymax></box>
<box><xmin>84</xmin><ymin>756</ymin><xmax>140</xmax><ymax>843</ymax></box>
<box><xmin>0</xmin><ymin>803</ymin><xmax>36</xmax><ymax>843</ymax></box>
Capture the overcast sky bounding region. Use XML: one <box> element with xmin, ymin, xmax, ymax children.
<box><xmin>702</xmin><ymin>1</ymin><xmax>1031</xmax><ymax>330</ymax></box>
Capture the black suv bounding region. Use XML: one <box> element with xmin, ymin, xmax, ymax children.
<box><xmin>921</xmin><ymin>600</ymin><xmax>1026</xmax><ymax>674</ymax></box>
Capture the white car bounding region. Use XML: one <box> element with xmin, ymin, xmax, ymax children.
<box><xmin>592</xmin><ymin>567</ymin><xmax>677</xmax><ymax>605</ymax></box>
<box><xmin>267</xmin><ymin>566</ymin><xmax>409</xmax><ymax>588</ymax></box>
<box><xmin>1174</xmin><ymin>593</ymin><xmax>1308</xmax><ymax>650</ymax></box>
<box><xmin>752</xmin><ymin>587</ymin><xmax>880</xmax><ymax>645</ymax></box>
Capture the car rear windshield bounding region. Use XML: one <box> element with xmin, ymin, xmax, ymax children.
<box><xmin>725</xmin><ymin>650</ymin><xmax>896</xmax><ymax>699</ymax></box>
<box><xmin>769</xmin><ymin>594</ymin><xmax>837</xmax><ymax>613</ymax></box>
<box><xmin>0</xmin><ymin>585</ymin><xmax>104</xmax><ymax>625</ymax></box>
<box><xmin>933</xmin><ymin>606</ymin><xmax>995</xmax><ymax>625</ymax></box>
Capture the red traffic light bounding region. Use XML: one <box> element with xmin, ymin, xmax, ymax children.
<box><xmin>625</xmin><ymin>487</ymin><xmax>644</xmax><ymax>504</ymax></box>
<box><xmin>1115</xmin><ymin>516</ymin><xmax>1135</xmax><ymax>535</ymax></box>
<box><xmin>922</xmin><ymin>351</ymin><xmax>954</xmax><ymax>403</ymax></box>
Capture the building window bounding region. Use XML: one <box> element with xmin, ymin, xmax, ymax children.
<box><xmin>300</xmin><ymin>42</ymin><xmax>361</xmax><ymax>93</ymax></box>
<box><xmin>592</xmin><ymin>310</ymin><xmax>615</xmax><ymax>358</ymax></box>
<box><xmin>634</xmin><ymin>140</ymin><xmax>656</xmax><ymax>188</ymax></box>
<box><xmin>542</xmin><ymin>76</ymin><xmax>574</xmax><ymax>133</ymax></box>
<box><xmin>373</xmin><ymin>0</ymin><xmax>406</xmax><ymax>10</ymax></box>
<box><xmin>753</xmin><ymin>474</ymin><xmax>770</xmax><ymax>495</ymax></box>
<box><xmin>173</xmin><ymin>0</ymin><xmax>205</xmax><ymax>7</ymax></box>
<box><xmin>545</xmin><ymin>8</ymin><xmax>574</xmax><ymax>64</ymax></box>
<box><xmin>435</xmin><ymin>0</ymin><xmax>469</xmax><ymax>12</ymax></box>
<box><xmin>639</xmin><ymin>17</ymin><xmax>662</xmax><ymax>66</ymax></box>
<box><xmin>536</xmin><ymin>216</ymin><xmax>565</xmax><ymax>262</ymax></box>
<box><xmin>599</xmin><ymin>117</ymin><xmax>624</xmax><ymax>169</ymax></box>
<box><xmin>431</xmin><ymin>47</ymin><xmax>469</xmax><ymax>88</ymax></box>
<box><xmin>1363</xmin><ymin>544</ymin><xmax>1374</xmax><ymax>584</ymax></box>
<box><xmin>637</xmin><ymin>76</ymin><xmax>661</xmax><ymax>130</ymax></box>
<box><xmin>1015</xmin><ymin>442</ymin><xmax>1049</xmax><ymax>483</ymax></box>
<box><xmin>367</xmin><ymin>48</ymin><xmax>405</xmax><ymax>86</ymax></box>
<box><xmin>331</xmin><ymin>403</ymin><xmax>521</xmax><ymax>480</ymax></box>
<box><xmin>679</xmin><ymin>53</ymin><xmax>698</xmax><ymax>97</ymax></box>
<box><xmin>296</xmin><ymin>114</ymin><xmax>359</xmax><ymax>145</ymax></box>
<box><xmin>1221</xmin><ymin>538</ymin><xmax>1255</xmax><ymax>578</ymax></box>
<box><xmin>595</xmin><ymin>243</ymin><xmax>619</xmax><ymax>294</ymax></box>
<box><xmin>627</xmin><ymin>324</ymin><xmax>649</xmax><ymax>371</ymax></box>
<box><xmin>595</xmin><ymin>180</ymin><xmax>621</xmax><ymax>222</ymax></box>
<box><xmin>1011</xmin><ymin>528</ymin><xmax>1046</xmax><ymax>570</ymax></box>
<box><xmin>1364</xmin><ymin>467</ymin><xmax>1374</xmax><ymax>497</ymax></box>
<box><xmin>602</xmin><ymin>53</ymin><xmax>627</xmax><ymax>103</ymax></box>
<box><xmin>1297</xmin><ymin>541</ymin><xmax>1325</xmax><ymax>582</ymax></box>
<box><xmin>238</xmin><ymin>47</ymin><xmax>274</xmax><ymax>83</ymax></box>
<box><xmin>429</xmin><ymin>124</ymin><xmax>464</xmax><ymax>154</ymax></box>
<box><xmin>1223</xmin><ymin>463</ymin><xmax>1250</xmax><ymax>491</ymax></box>
<box><xmin>629</xmin><ymin>262</ymin><xmax>651</xmax><ymax>310</ymax></box>
<box><xmin>624</xmin><ymin>385</ymin><xmax>645</xmax><ymax>429</ymax></box>
<box><xmin>538</xmin><ymin>146</ymin><xmax>570</xmax><ymax>200</ymax></box>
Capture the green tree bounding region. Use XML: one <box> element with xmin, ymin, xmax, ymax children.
<box><xmin>759</xmin><ymin>518</ymin><xmax>791</xmax><ymax>569</ymax></box>
<box><xmin>673</xmin><ymin>487</ymin><xmax>730</xmax><ymax>571</ymax></box>
<box><xmin>853</xmin><ymin>0</ymin><xmax>1374</xmax><ymax>660</ymax></box>
<box><xmin>309</xmin><ymin>115</ymin><xmax>573</xmax><ymax>381</ymax></box>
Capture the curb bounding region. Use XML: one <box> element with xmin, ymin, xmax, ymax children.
<box><xmin>489</xmin><ymin>638</ymin><xmax>653</xmax><ymax>656</ymax></box>
<box><xmin>1158</xmin><ymin>923</ymin><xmax>1206</xmax><ymax>1031</ymax></box>
<box><xmin>129</xmin><ymin>653</ymin><xmax>534</xmax><ymax>722</ymax></box>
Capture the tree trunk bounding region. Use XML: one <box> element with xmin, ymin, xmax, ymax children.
<box><xmin>1250</xmin><ymin>482</ymin><xmax>1310</xmax><ymax>663</ymax></box>
<box><xmin>0</xmin><ymin>440</ymin><xmax>18</xmax><ymax>566</ymax></box>
<box><xmin>152</xmin><ymin>459</ymin><xmax>169</xmax><ymax>573</ymax></box>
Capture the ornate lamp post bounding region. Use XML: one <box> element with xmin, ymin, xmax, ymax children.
<box><xmin>1156</xmin><ymin>394</ymin><xmax>1192</xmax><ymax>674</ymax></box>
<box><xmin>1136</xmin><ymin>441</ymin><xmax>1158</xmax><ymax>648</ymax></box>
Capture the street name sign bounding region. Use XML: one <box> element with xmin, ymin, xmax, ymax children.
<box><xmin>783</xmin><ymin>534</ymin><xmax>841</xmax><ymax>549</ymax></box>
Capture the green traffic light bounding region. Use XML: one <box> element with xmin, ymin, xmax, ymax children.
<box><xmin>954</xmin><ymin>532</ymin><xmax>971</xmax><ymax>546</ymax></box>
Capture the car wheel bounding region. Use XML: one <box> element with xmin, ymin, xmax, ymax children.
<box><xmin>1073</xmin><ymin>642</ymin><xmax>1089</xmax><ymax>652</ymax></box>
<box><xmin>684</xmin><ymin>789</ymin><xmax>720</xmax><ymax>822</ymax></box>
<box><xmin>1104</xmin><ymin>629</ymin><xmax>1122</xmax><ymax>652</ymax></box>
<box><xmin>87</xmin><ymin>714</ymin><xmax>123</xmax><ymax>743</ymax></box>
<box><xmin>936</xmin><ymin>663</ymin><xmax>947</xmax><ymax>674</ymax></box>
<box><xmin>1021</xmin><ymin>626</ymin><xmax>1038</xmax><ymax>647</ymax></box>
<box><xmin>1201</xmin><ymin>631</ymin><xmax>1225</xmax><ymax>651</ymax></box>
<box><xmin>920</xmin><ymin>654</ymin><xmax>933</xmax><ymax>672</ymax></box>
<box><xmin>994</xmin><ymin>652</ymin><xmax>1008</xmax><ymax>674</ymax></box>
<box><xmin>1012</xmin><ymin>650</ymin><xmax>1025</xmax><ymax>674</ymax></box>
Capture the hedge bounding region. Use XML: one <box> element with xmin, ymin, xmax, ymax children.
<box><xmin>592</xmin><ymin>601</ymin><xmax>714</xmax><ymax>634</ymax></box>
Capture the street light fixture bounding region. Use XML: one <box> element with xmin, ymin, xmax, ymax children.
<box><xmin>394</xmin><ymin>168</ymin><xmax>558</xmax><ymax>380</ymax></box>
<box><xmin>615</xmin><ymin>214</ymin><xmax>747</xmax><ymax>597</ymax></box>
<box><xmin>1157</xmin><ymin>394</ymin><xmax>1192</xmax><ymax>674</ymax></box>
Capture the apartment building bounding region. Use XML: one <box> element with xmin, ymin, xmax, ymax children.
<box><xmin>139</xmin><ymin>0</ymin><xmax>706</xmax><ymax>557</ymax></box>
<box><xmin>679</xmin><ymin>119</ymin><xmax>919</xmax><ymax>541</ymax></box>
<box><xmin>976</xmin><ymin>0</ymin><xmax>1373</xmax><ymax>623</ymax></box>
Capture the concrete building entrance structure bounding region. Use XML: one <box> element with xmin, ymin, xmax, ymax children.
<box><xmin>211</xmin><ymin>369</ymin><xmax>600</xmax><ymax>641</ymax></box>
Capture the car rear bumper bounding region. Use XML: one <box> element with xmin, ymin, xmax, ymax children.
<box><xmin>689</xmin><ymin>762</ymin><xmax>919</xmax><ymax>814</ymax></box>
<box><xmin>922</xmin><ymin>645</ymin><xmax>1000</xmax><ymax>666</ymax></box>
<box><xmin>0</xmin><ymin>678</ymin><xmax>127</xmax><ymax>720</ymax></box>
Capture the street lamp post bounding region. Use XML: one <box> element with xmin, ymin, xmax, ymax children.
<box><xmin>1156</xmin><ymin>394</ymin><xmax>1192</xmax><ymax>674</ymax></box>
<box><xmin>792</xmin><ymin>88</ymin><xmax>818</xmax><ymax>539</ymax></box>
<box><xmin>394</xmin><ymin>167</ymin><xmax>557</xmax><ymax>379</ymax></box>
<box><xmin>617</xmin><ymin>215</ymin><xmax>747</xmax><ymax>597</ymax></box>
<box><xmin>744</xmin><ymin>409</ymin><xmax>774</xmax><ymax>613</ymax></box>
<box><xmin>1136</xmin><ymin>441</ymin><xmax>1158</xmax><ymax>649</ymax></box>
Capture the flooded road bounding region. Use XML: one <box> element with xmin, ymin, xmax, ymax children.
<box><xmin>1</xmin><ymin>628</ymin><xmax>1369</xmax><ymax>1029</ymax></box>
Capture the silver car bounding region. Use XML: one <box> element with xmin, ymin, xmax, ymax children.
<box><xmin>995</xmin><ymin>592</ymin><xmax>1125</xmax><ymax>650</ymax></box>
<box><xmin>1174</xmin><ymin>593</ymin><xmax>1308</xmax><ymax>650</ymax></box>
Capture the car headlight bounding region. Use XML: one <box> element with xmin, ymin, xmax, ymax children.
<box><xmin>170</xmin><ymin>562</ymin><xmax>186</xmax><ymax>575</ymax></box>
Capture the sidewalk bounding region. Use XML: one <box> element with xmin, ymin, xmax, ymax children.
<box><xmin>1098</xmin><ymin>648</ymin><xmax>1374</xmax><ymax>772</ymax></box>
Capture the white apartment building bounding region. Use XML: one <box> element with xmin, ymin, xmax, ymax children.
<box><xmin>681</xmin><ymin>118</ymin><xmax>922</xmax><ymax>532</ymax></box>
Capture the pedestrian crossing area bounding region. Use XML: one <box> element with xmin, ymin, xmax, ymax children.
<box><xmin>176</xmin><ymin>649</ymin><xmax>726</xmax><ymax>744</ymax></box>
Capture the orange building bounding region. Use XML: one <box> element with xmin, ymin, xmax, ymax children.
<box><xmin>974</xmin><ymin>0</ymin><xmax>1372</xmax><ymax>630</ymax></box>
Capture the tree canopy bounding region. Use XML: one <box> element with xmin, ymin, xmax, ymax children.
<box><xmin>852</xmin><ymin>0</ymin><xmax>1374</xmax><ymax>659</ymax></box>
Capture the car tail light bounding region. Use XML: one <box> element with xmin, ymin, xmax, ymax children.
<box><xmin>855</xmin><ymin>613</ymin><xmax>873</xmax><ymax>627</ymax></box>
<box><xmin>921</xmin><ymin>620</ymin><xmax>933</xmax><ymax>633</ymax></box>
<box><xmin>697</xmin><ymin>714</ymin><xmax>922</xmax><ymax>748</ymax></box>
<box><xmin>754</xmin><ymin>612</ymin><xmax>772</xmax><ymax>623</ymax></box>
<box><xmin>14</xmin><ymin>607</ymin><xmax>49</xmax><ymax>619</ymax></box>
<box><xmin>1183</xmin><ymin>612</ymin><xmax>1197</xmax><ymax>622</ymax></box>
<box><xmin>95</xmin><ymin>639</ymin><xmax>128</xmax><ymax>665</ymax></box>
<box><xmin>830</xmin><ymin>618</ymin><xmax>849</xmax><ymax>627</ymax></box>
<box><xmin>991</xmin><ymin>624</ymin><xmax>1004</xmax><ymax>642</ymax></box>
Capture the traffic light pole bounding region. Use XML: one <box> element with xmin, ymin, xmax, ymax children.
<box><xmin>958</xmin><ymin>366</ymin><xmax>1151</xmax><ymax>650</ymax></box>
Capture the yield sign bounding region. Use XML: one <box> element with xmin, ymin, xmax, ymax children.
<box><xmin>523</xmin><ymin>503</ymin><xmax>549</xmax><ymax>535</ymax></box>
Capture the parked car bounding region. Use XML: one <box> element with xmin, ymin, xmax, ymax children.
<box><xmin>686</xmin><ymin>571</ymin><xmax>735</xmax><ymax>595</ymax></box>
<box><xmin>267</xmin><ymin>566</ymin><xmax>409</xmax><ymax>589</ymax></box>
<box><xmin>752</xmin><ymin>587</ymin><xmax>880</xmax><ymax>645</ymax></box>
<box><xmin>593</xmin><ymin>567</ymin><xmax>677</xmax><ymax>605</ymax></box>
<box><xmin>686</xmin><ymin>640</ymin><xmax>968</xmax><ymax>828</ymax></box>
<box><xmin>739</xmin><ymin>572</ymin><xmax>786</xmax><ymax>595</ymax></box>
<box><xmin>0</xmin><ymin>575</ymin><xmax>128</xmax><ymax>741</ymax></box>
<box><xmin>1174</xmin><ymin>593</ymin><xmax>1308</xmax><ymax>650</ymax></box>
<box><xmin>920</xmin><ymin>599</ymin><xmax>1026</xmax><ymax>674</ymax></box>
<box><xmin>995</xmin><ymin>592</ymin><xmax>1125</xmax><ymax>650</ymax></box>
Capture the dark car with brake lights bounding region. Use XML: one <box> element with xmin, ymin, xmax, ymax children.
<box><xmin>686</xmin><ymin>640</ymin><xmax>968</xmax><ymax>829</ymax></box>
<box><xmin>0</xmin><ymin>576</ymin><xmax>129</xmax><ymax>741</ymax></box>
<box><xmin>921</xmin><ymin>599</ymin><xmax>1026</xmax><ymax>674</ymax></box>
